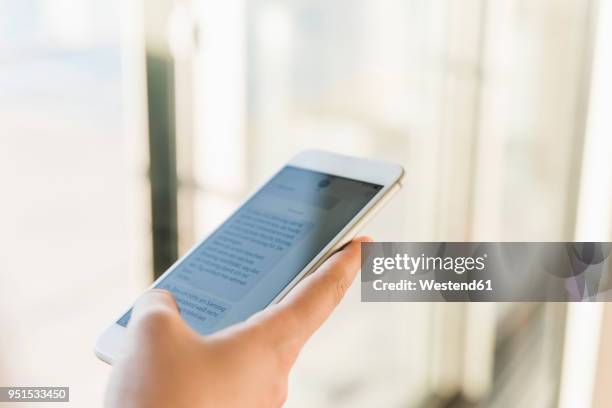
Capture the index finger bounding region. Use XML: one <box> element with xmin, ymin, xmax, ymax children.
<box><xmin>127</xmin><ymin>289</ymin><xmax>184</xmax><ymax>342</ymax></box>
<box><xmin>267</xmin><ymin>236</ymin><xmax>371</xmax><ymax>347</ymax></box>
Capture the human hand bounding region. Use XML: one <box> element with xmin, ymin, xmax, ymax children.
<box><xmin>104</xmin><ymin>237</ymin><xmax>371</xmax><ymax>408</ymax></box>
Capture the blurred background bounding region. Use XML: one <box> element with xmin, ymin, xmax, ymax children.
<box><xmin>1</xmin><ymin>0</ymin><xmax>612</xmax><ymax>407</ymax></box>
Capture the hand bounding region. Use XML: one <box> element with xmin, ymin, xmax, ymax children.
<box><xmin>104</xmin><ymin>237</ymin><xmax>371</xmax><ymax>408</ymax></box>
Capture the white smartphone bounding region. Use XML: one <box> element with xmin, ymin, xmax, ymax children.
<box><xmin>95</xmin><ymin>150</ymin><xmax>404</xmax><ymax>364</ymax></box>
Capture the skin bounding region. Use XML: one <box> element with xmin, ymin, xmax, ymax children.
<box><xmin>105</xmin><ymin>236</ymin><xmax>371</xmax><ymax>408</ymax></box>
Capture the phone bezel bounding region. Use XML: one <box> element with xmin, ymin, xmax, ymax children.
<box><xmin>95</xmin><ymin>149</ymin><xmax>404</xmax><ymax>364</ymax></box>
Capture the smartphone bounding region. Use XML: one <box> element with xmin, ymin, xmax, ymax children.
<box><xmin>95</xmin><ymin>150</ymin><xmax>404</xmax><ymax>363</ymax></box>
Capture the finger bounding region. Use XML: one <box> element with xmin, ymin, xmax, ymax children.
<box><xmin>263</xmin><ymin>236</ymin><xmax>371</xmax><ymax>348</ymax></box>
<box><xmin>117</xmin><ymin>290</ymin><xmax>192</xmax><ymax>383</ymax></box>
<box><xmin>128</xmin><ymin>289</ymin><xmax>182</xmax><ymax>334</ymax></box>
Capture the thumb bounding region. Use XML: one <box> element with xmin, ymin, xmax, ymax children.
<box><xmin>252</xmin><ymin>236</ymin><xmax>371</xmax><ymax>356</ymax></box>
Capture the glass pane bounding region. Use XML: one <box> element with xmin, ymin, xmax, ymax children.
<box><xmin>0</xmin><ymin>1</ymin><xmax>147</xmax><ymax>405</ymax></box>
<box><xmin>180</xmin><ymin>0</ymin><xmax>596</xmax><ymax>406</ymax></box>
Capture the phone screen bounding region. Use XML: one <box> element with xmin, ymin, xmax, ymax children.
<box><xmin>118</xmin><ymin>166</ymin><xmax>382</xmax><ymax>335</ymax></box>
